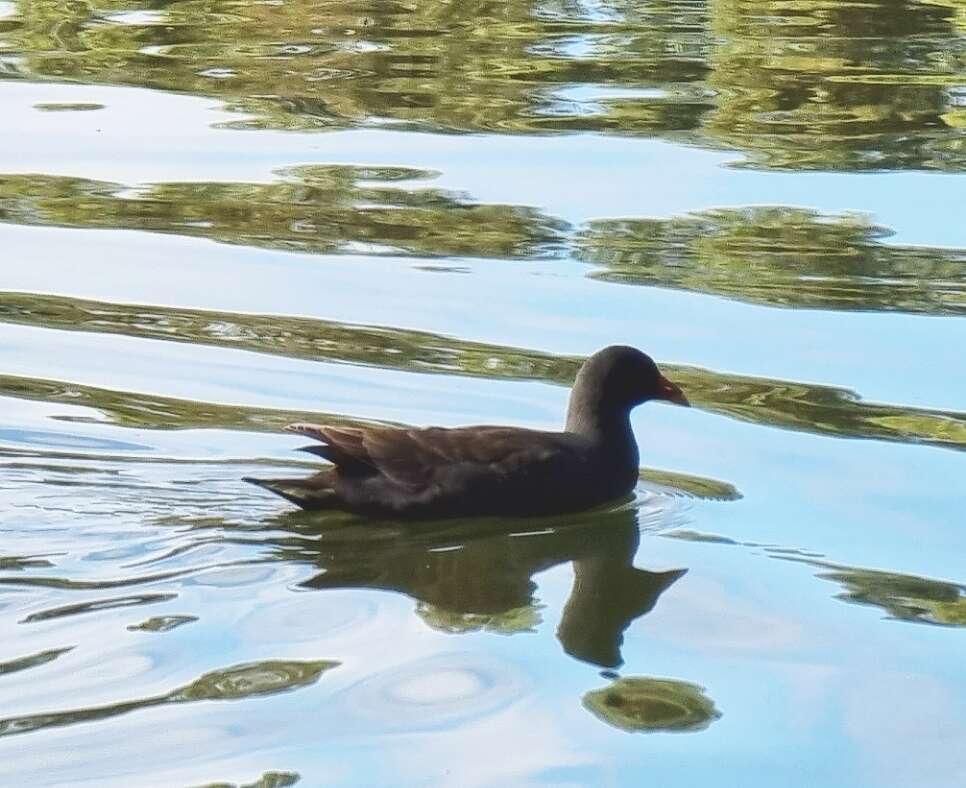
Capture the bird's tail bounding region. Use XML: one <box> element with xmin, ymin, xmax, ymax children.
<box><xmin>242</xmin><ymin>475</ymin><xmax>337</xmax><ymax>510</ymax></box>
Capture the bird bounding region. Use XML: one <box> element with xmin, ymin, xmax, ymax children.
<box><xmin>244</xmin><ymin>345</ymin><xmax>689</xmax><ymax>519</ymax></box>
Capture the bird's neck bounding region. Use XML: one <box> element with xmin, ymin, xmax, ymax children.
<box><xmin>566</xmin><ymin>391</ymin><xmax>641</xmax><ymax>497</ymax></box>
<box><xmin>565</xmin><ymin>396</ymin><xmax>638</xmax><ymax>459</ymax></box>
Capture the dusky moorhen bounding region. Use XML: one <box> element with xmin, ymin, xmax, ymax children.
<box><xmin>244</xmin><ymin>345</ymin><xmax>688</xmax><ymax>518</ymax></box>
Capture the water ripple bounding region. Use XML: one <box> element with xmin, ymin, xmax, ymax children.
<box><xmin>0</xmin><ymin>658</ymin><xmax>337</xmax><ymax>739</ymax></box>
<box><xmin>328</xmin><ymin>652</ymin><xmax>529</xmax><ymax>733</ymax></box>
<box><xmin>0</xmin><ymin>647</ymin><xmax>73</xmax><ymax>676</ymax></box>
<box><xmin>19</xmin><ymin>593</ymin><xmax>178</xmax><ymax>624</ymax></box>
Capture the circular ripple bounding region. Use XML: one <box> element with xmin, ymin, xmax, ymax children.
<box><xmin>238</xmin><ymin>593</ymin><xmax>380</xmax><ymax>644</ymax></box>
<box><xmin>331</xmin><ymin>652</ymin><xmax>530</xmax><ymax>732</ymax></box>
<box><xmin>634</xmin><ymin>488</ymin><xmax>690</xmax><ymax>532</ymax></box>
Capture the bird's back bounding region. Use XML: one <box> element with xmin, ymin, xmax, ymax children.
<box><xmin>245</xmin><ymin>422</ymin><xmax>637</xmax><ymax>518</ymax></box>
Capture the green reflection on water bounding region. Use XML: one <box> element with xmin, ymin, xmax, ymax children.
<box><xmin>2</xmin><ymin>0</ymin><xmax>963</xmax><ymax>169</ymax></box>
<box><xmin>0</xmin><ymin>168</ymin><xmax>567</xmax><ymax>259</ymax></box>
<box><xmin>18</xmin><ymin>592</ymin><xmax>178</xmax><ymax>623</ymax></box>
<box><xmin>0</xmin><ymin>647</ymin><xmax>73</xmax><ymax>676</ymax></box>
<box><xmin>0</xmin><ymin>555</ymin><xmax>55</xmax><ymax>570</ymax></box>
<box><xmin>706</xmin><ymin>0</ymin><xmax>966</xmax><ymax>170</ymax></box>
<box><xmin>583</xmin><ymin>676</ymin><xmax>721</xmax><ymax>732</ymax></box>
<box><xmin>0</xmin><ymin>373</ymin><xmax>371</xmax><ymax>433</ymax></box>
<box><xmin>127</xmin><ymin>614</ymin><xmax>199</xmax><ymax>632</ymax></box>
<box><xmin>784</xmin><ymin>557</ymin><xmax>966</xmax><ymax>626</ymax></box>
<box><xmin>1</xmin><ymin>170</ymin><xmax>963</xmax><ymax>318</ymax></box>
<box><xmin>2</xmin><ymin>291</ymin><xmax>964</xmax><ymax>450</ymax></box>
<box><xmin>641</xmin><ymin>468</ymin><xmax>741</xmax><ymax>501</ymax></box>
<box><xmin>192</xmin><ymin>773</ymin><xmax>301</xmax><ymax>788</ymax></box>
<box><xmin>416</xmin><ymin>602</ymin><xmax>544</xmax><ymax>635</ymax></box>
<box><xmin>32</xmin><ymin>102</ymin><xmax>105</xmax><ymax>111</ymax></box>
<box><xmin>577</xmin><ymin>206</ymin><xmax>966</xmax><ymax>315</ymax></box>
<box><xmin>0</xmin><ymin>659</ymin><xmax>338</xmax><ymax>738</ymax></box>
<box><xmin>662</xmin><ymin>529</ymin><xmax>738</xmax><ymax>545</ymax></box>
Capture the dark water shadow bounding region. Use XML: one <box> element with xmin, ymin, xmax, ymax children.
<box><xmin>264</xmin><ymin>504</ymin><xmax>687</xmax><ymax>669</ymax></box>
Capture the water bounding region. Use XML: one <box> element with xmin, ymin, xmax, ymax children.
<box><xmin>0</xmin><ymin>0</ymin><xmax>964</xmax><ymax>785</ymax></box>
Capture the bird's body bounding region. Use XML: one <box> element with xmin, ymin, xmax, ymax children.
<box><xmin>245</xmin><ymin>346</ymin><xmax>688</xmax><ymax>519</ymax></box>
<box><xmin>248</xmin><ymin>423</ymin><xmax>638</xmax><ymax>518</ymax></box>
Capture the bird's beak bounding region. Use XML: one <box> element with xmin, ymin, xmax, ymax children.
<box><xmin>656</xmin><ymin>374</ymin><xmax>690</xmax><ymax>406</ymax></box>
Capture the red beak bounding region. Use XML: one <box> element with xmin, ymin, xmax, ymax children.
<box><xmin>657</xmin><ymin>374</ymin><xmax>690</xmax><ymax>406</ymax></box>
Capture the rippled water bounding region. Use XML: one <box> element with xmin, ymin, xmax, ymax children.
<box><xmin>0</xmin><ymin>0</ymin><xmax>964</xmax><ymax>785</ymax></box>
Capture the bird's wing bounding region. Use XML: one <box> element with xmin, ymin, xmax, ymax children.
<box><xmin>287</xmin><ymin>423</ymin><xmax>374</xmax><ymax>474</ymax></box>
<box><xmin>285</xmin><ymin>422</ymin><xmax>566</xmax><ymax>490</ymax></box>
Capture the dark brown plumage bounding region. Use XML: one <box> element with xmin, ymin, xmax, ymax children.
<box><xmin>244</xmin><ymin>345</ymin><xmax>689</xmax><ymax>518</ymax></box>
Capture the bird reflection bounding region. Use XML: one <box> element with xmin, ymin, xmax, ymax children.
<box><xmin>267</xmin><ymin>506</ymin><xmax>686</xmax><ymax>668</ymax></box>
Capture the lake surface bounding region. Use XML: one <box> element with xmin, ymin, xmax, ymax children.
<box><xmin>0</xmin><ymin>1</ymin><xmax>964</xmax><ymax>785</ymax></box>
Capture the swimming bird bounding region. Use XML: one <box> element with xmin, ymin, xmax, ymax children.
<box><xmin>244</xmin><ymin>345</ymin><xmax>689</xmax><ymax>518</ymax></box>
